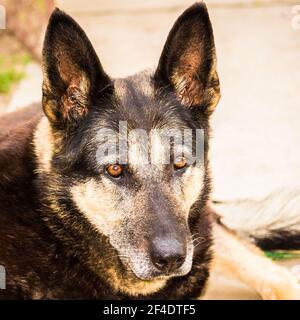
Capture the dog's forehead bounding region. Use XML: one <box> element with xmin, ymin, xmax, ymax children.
<box><xmin>94</xmin><ymin>71</ymin><xmax>192</xmax><ymax>174</ymax></box>
<box><xmin>113</xmin><ymin>71</ymin><xmax>189</xmax><ymax>131</ymax></box>
<box><xmin>114</xmin><ymin>70</ymin><xmax>154</xmax><ymax>105</ymax></box>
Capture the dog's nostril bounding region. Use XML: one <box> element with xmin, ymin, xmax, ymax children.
<box><xmin>154</xmin><ymin>257</ymin><xmax>169</xmax><ymax>270</ymax></box>
<box><xmin>152</xmin><ymin>252</ymin><xmax>185</xmax><ymax>273</ymax></box>
<box><xmin>150</xmin><ymin>239</ymin><xmax>186</xmax><ymax>273</ymax></box>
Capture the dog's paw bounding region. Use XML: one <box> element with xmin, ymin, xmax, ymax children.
<box><xmin>259</xmin><ymin>269</ymin><xmax>300</xmax><ymax>300</ymax></box>
<box><xmin>260</xmin><ymin>283</ymin><xmax>300</xmax><ymax>300</ymax></box>
<box><xmin>290</xmin><ymin>265</ymin><xmax>300</xmax><ymax>283</ymax></box>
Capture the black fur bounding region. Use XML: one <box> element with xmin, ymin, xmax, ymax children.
<box><xmin>0</xmin><ymin>3</ymin><xmax>219</xmax><ymax>299</ymax></box>
<box><xmin>255</xmin><ymin>231</ymin><xmax>300</xmax><ymax>251</ymax></box>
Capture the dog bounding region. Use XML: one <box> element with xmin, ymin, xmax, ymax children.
<box><xmin>0</xmin><ymin>2</ymin><xmax>299</xmax><ymax>299</ymax></box>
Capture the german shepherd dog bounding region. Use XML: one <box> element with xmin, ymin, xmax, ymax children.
<box><xmin>0</xmin><ymin>3</ymin><xmax>300</xmax><ymax>299</ymax></box>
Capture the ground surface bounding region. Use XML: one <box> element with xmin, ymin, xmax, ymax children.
<box><xmin>2</xmin><ymin>0</ymin><xmax>300</xmax><ymax>299</ymax></box>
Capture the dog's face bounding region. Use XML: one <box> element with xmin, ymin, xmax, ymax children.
<box><xmin>37</xmin><ymin>3</ymin><xmax>220</xmax><ymax>296</ymax></box>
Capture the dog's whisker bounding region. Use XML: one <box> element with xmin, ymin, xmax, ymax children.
<box><xmin>192</xmin><ymin>236</ymin><xmax>205</xmax><ymax>243</ymax></box>
<box><xmin>192</xmin><ymin>237</ymin><xmax>206</xmax><ymax>248</ymax></box>
<box><xmin>191</xmin><ymin>233</ymin><xmax>202</xmax><ymax>240</ymax></box>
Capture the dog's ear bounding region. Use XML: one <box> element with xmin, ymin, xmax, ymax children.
<box><xmin>154</xmin><ymin>3</ymin><xmax>220</xmax><ymax>114</ymax></box>
<box><xmin>42</xmin><ymin>8</ymin><xmax>112</xmax><ymax>128</ymax></box>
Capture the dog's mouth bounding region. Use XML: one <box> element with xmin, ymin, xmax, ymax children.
<box><xmin>118</xmin><ymin>248</ymin><xmax>193</xmax><ymax>282</ymax></box>
<box><xmin>129</xmin><ymin>263</ymin><xmax>192</xmax><ymax>282</ymax></box>
<box><xmin>133</xmin><ymin>270</ymin><xmax>189</xmax><ymax>281</ymax></box>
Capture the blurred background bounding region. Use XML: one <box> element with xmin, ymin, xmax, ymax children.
<box><xmin>0</xmin><ymin>0</ymin><xmax>299</xmax><ymax>299</ymax></box>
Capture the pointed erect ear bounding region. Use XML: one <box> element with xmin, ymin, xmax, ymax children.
<box><xmin>42</xmin><ymin>8</ymin><xmax>112</xmax><ymax>127</ymax></box>
<box><xmin>154</xmin><ymin>3</ymin><xmax>220</xmax><ymax>114</ymax></box>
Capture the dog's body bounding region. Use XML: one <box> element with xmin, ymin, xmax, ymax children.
<box><xmin>0</xmin><ymin>3</ymin><xmax>300</xmax><ymax>300</ymax></box>
<box><xmin>0</xmin><ymin>102</ymin><xmax>212</xmax><ymax>299</ymax></box>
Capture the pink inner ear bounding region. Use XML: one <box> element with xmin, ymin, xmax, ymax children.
<box><xmin>57</xmin><ymin>60</ymin><xmax>80</xmax><ymax>85</ymax></box>
<box><xmin>55</xmin><ymin>39</ymin><xmax>84</xmax><ymax>85</ymax></box>
<box><xmin>53</xmin><ymin>46</ymin><xmax>90</xmax><ymax>120</ymax></box>
<box><xmin>170</xmin><ymin>35</ymin><xmax>207</xmax><ymax>107</ymax></box>
<box><xmin>172</xmin><ymin>62</ymin><xmax>204</xmax><ymax>107</ymax></box>
<box><xmin>174</xmin><ymin>73</ymin><xmax>204</xmax><ymax>107</ymax></box>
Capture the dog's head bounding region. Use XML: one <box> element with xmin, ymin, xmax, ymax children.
<box><xmin>36</xmin><ymin>3</ymin><xmax>220</xmax><ymax>296</ymax></box>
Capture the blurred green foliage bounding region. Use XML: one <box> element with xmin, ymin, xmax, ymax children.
<box><xmin>265</xmin><ymin>250</ymin><xmax>300</xmax><ymax>261</ymax></box>
<box><xmin>0</xmin><ymin>53</ymin><xmax>31</xmax><ymax>94</ymax></box>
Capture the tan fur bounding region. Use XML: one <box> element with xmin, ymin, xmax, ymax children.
<box><xmin>33</xmin><ymin>116</ymin><xmax>197</xmax><ymax>296</ymax></box>
<box><xmin>212</xmin><ymin>223</ymin><xmax>300</xmax><ymax>300</ymax></box>
<box><xmin>71</xmin><ymin>178</ymin><xmax>168</xmax><ymax>295</ymax></box>
<box><xmin>33</xmin><ymin>117</ymin><xmax>54</xmax><ymax>174</ymax></box>
<box><xmin>105</xmin><ymin>266</ymin><xmax>167</xmax><ymax>297</ymax></box>
<box><xmin>181</xmin><ymin>166</ymin><xmax>205</xmax><ymax>212</ymax></box>
<box><xmin>71</xmin><ymin>179</ymin><xmax>123</xmax><ymax>237</ymax></box>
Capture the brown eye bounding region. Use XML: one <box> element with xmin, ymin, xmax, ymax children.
<box><xmin>106</xmin><ymin>164</ymin><xmax>123</xmax><ymax>178</ymax></box>
<box><xmin>174</xmin><ymin>157</ymin><xmax>187</xmax><ymax>170</ymax></box>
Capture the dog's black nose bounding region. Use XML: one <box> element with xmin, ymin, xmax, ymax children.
<box><xmin>150</xmin><ymin>238</ymin><xmax>186</xmax><ymax>273</ymax></box>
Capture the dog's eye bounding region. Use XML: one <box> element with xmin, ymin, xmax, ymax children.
<box><xmin>106</xmin><ymin>164</ymin><xmax>123</xmax><ymax>178</ymax></box>
<box><xmin>174</xmin><ymin>157</ymin><xmax>187</xmax><ymax>170</ymax></box>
